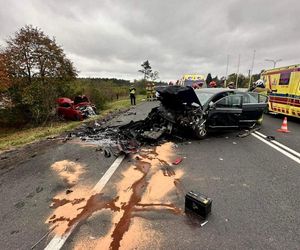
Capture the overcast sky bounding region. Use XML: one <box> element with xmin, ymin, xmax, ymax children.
<box><xmin>0</xmin><ymin>0</ymin><xmax>299</xmax><ymax>81</ymax></box>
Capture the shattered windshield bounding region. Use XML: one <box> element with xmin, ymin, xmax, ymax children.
<box><xmin>195</xmin><ymin>92</ymin><xmax>214</xmax><ymax>105</ymax></box>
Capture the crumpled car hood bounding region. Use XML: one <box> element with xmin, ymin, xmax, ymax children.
<box><xmin>156</xmin><ymin>86</ymin><xmax>202</xmax><ymax>108</ymax></box>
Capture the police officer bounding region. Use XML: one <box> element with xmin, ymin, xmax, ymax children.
<box><xmin>129</xmin><ymin>85</ymin><xmax>136</xmax><ymax>105</ymax></box>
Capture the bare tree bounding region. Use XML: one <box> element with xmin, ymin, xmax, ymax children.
<box><xmin>138</xmin><ymin>60</ymin><xmax>152</xmax><ymax>80</ymax></box>
<box><xmin>150</xmin><ymin>71</ymin><xmax>159</xmax><ymax>81</ymax></box>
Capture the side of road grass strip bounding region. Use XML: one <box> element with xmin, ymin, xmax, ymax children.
<box><xmin>0</xmin><ymin>95</ymin><xmax>145</xmax><ymax>151</ymax></box>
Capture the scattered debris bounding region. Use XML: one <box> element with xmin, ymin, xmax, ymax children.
<box><xmin>31</xmin><ymin>153</ymin><xmax>37</xmax><ymax>158</ymax></box>
<box><xmin>237</xmin><ymin>126</ymin><xmax>261</xmax><ymax>138</ymax></box>
<box><xmin>62</xmin><ymin>133</ymin><xmax>72</xmax><ymax>143</ymax></box>
<box><xmin>266</xmin><ymin>135</ymin><xmax>275</xmax><ymax>141</ymax></box>
<box><xmin>66</xmin><ymin>189</ymin><xmax>73</xmax><ymax>194</ymax></box>
<box><xmin>46</xmin><ymin>136</ymin><xmax>57</xmax><ymax>140</ymax></box>
<box><xmin>125</xmin><ymin>111</ymin><xmax>137</xmax><ymax>116</ymax></box>
<box><xmin>104</xmin><ymin>148</ymin><xmax>112</xmax><ymax>158</ymax></box>
<box><xmin>26</xmin><ymin>192</ymin><xmax>35</xmax><ymax>198</ymax></box>
<box><xmin>35</xmin><ymin>186</ymin><xmax>43</xmax><ymax>193</ymax></box>
<box><xmin>172</xmin><ymin>158</ymin><xmax>183</xmax><ymax>165</ymax></box>
<box><xmin>200</xmin><ymin>220</ymin><xmax>208</xmax><ymax>227</ymax></box>
<box><xmin>14</xmin><ymin>201</ymin><xmax>25</xmax><ymax>209</ymax></box>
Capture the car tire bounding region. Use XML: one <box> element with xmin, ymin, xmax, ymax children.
<box><xmin>194</xmin><ymin>123</ymin><xmax>207</xmax><ymax>139</ymax></box>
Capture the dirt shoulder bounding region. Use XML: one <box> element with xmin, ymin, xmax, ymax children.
<box><xmin>0</xmin><ymin>107</ymin><xmax>130</xmax><ymax>173</ymax></box>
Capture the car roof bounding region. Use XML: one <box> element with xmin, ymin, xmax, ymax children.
<box><xmin>194</xmin><ymin>88</ymin><xmax>248</xmax><ymax>94</ymax></box>
<box><xmin>195</xmin><ymin>88</ymin><xmax>234</xmax><ymax>94</ymax></box>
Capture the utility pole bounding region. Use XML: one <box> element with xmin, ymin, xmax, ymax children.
<box><xmin>248</xmin><ymin>49</ymin><xmax>256</xmax><ymax>88</ymax></box>
<box><xmin>235</xmin><ymin>54</ymin><xmax>240</xmax><ymax>89</ymax></box>
<box><xmin>265</xmin><ymin>58</ymin><xmax>282</xmax><ymax>68</ymax></box>
<box><xmin>225</xmin><ymin>55</ymin><xmax>229</xmax><ymax>87</ymax></box>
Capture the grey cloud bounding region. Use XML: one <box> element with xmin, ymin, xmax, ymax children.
<box><xmin>0</xmin><ymin>0</ymin><xmax>299</xmax><ymax>81</ymax></box>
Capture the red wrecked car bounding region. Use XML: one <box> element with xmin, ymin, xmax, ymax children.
<box><xmin>56</xmin><ymin>95</ymin><xmax>96</xmax><ymax>121</ymax></box>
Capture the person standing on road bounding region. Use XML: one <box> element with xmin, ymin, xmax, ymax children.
<box><xmin>129</xmin><ymin>85</ymin><xmax>136</xmax><ymax>105</ymax></box>
<box><xmin>146</xmin><ymin>83</ymin><xmax>152</xmax><ymax>101</ymax></box>
<box><xmin>151</xmin><ymin>82</ymin><xmax>156</xmax><ymax>101</ymax></box>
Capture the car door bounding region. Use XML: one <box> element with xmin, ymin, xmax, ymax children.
<box><xmin>240</xmin><ymin>92</ymin><xmax>268</xmax><ymax>126</ymax></box>
<box><xmin>208</xmin><ymin>94</ymin><xmax>243</xmax><ymax>128</ymax></box>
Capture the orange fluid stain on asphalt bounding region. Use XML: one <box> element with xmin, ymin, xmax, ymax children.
<box><xmin>46</xmin><ymin>186</ymin><xmax>119</xmax><ymax>235</ymax></box>
<box><xmin>48</xmin><ymin>142</ymin><xmax>184</xmax><ymax>249</ymax></box>
<box><xmin>51</xmin><ymin>160</ymin><xmax>85</xmax><ymax>185</ymax></box>
<box><xmin>89</xmin><ymin>142</ymin><xmax>184</xmax><ymax>250</ymax></box>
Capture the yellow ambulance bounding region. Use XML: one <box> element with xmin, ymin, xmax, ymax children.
<box><xmin>179</xmin><ymin>74</ymin><xmax>206</xmax><ymax>88</ymax></box>
<box><xmin>261</xmin><ymin>64</ymin><xmax>300</xmax><ymax>118</ymax></box>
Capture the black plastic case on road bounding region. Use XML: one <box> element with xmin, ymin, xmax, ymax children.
<box><xmin>185</xmin><ymin>191</ymin><xmax>212</xmax><ymax>218</ymax></box>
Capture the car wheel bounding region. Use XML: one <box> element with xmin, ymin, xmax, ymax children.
<box><xmin>194</xmin><ymin>123</ymin><xmax>207</xmax><ymax>139</ymax></box>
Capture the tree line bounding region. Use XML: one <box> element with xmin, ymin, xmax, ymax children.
<box><xmin>0</xmin><ymin>26</ymin><xmax>143</xmax><ymax>127</ymax></box>
<box><xmin>205</xmin><ymin>72</ymin><xmax>261</xmax><ymax>88</ymax></box>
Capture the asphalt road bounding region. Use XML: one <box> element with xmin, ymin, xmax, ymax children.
<box><xmin>0</xmin><ymin>101</ymin><xmax>299</xmax><ymax>250</ymax></box>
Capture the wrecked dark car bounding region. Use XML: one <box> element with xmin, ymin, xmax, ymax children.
<box><xmin>56</xmin><ymin>95</ymin><xmax>96</xmax><ymax>121</ymax></box>
<box><xmin>72</xmin><ymin>86</ymin><xmax>268</xmax><ymax>156</ymax></box>
<box><xmin>152</xmin><ymin>86</ymin><xmax>268</xmax><ymax>139</ymax></box>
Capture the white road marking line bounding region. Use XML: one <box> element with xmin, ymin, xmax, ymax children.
<box><xmin>251</xmin><ymin>133</ymin><xmax>300</xmax><ymax>165</ymax></box>
<box><xmin>44</xmin><ymin>154</ymin><xmax>126</xmax><ymax>250</ymax></box>
<box><xmin>92</xmin><ymin>155</ymin><xmax>125</xmax><ymax>193</ymax></box>
<box><xmin>254</xmin><ymin>131</ymin><xmax>300</xmax><ymax>158</ymax></box>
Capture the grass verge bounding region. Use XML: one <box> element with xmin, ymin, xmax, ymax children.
<box><xmin>0</xmin><ymin>95</ymin><xmax>146</xmax><ymax>151</ymax></box>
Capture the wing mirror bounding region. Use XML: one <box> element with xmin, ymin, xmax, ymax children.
<box><xmin>209</xmin><ymin>101</ymin><xmax>215</xmax><ymax>109</ymax></box>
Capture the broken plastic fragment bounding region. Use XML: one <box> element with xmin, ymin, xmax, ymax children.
<box><xmin>200</xmin><ymin>220</ymin><xmax>208</xmax><ymax>227</ymax></box>
<box><xmin>66</xmin><ymin>189</ymin><xmax>73</xmax><ymax>194</ymax></box>
<box><xmin>172</xmin><ymin>158</ymin><xmax>183</xmax><ymax>165</ymax></box>
<box><xmin>266</xmin><ymin>135</ymin><xmax>275</xmax><ymax>141</ymax></box>
<box><xmin>104</xmin><ymin>148</ymin><xmax>112</xmax><ymax>158</ymax></box>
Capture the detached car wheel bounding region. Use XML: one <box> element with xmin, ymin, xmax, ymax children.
<box><xmin>194</xmin><ymin>123</ymin><xmax>207</xmax><ymax>139</ymax></box>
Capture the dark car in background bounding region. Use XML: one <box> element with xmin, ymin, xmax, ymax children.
<box><xmin>155</xmin><ymin>86</ymin><xmax>268</xmax><ymax>138</ymax></box>
<box><xmin>56</xmin><ymin>95</ymin><xmax>96</xmax><ymax>121</ymax></box>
